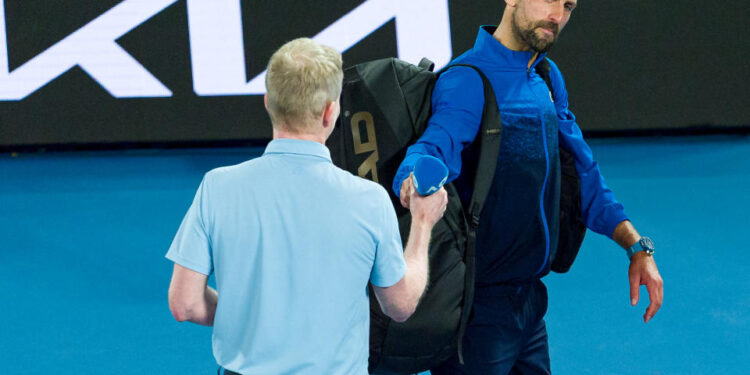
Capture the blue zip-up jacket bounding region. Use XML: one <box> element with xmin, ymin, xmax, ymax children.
<box><xmin>393</xmin><ymin>26</ymin><xmax>628</xmax><ymax>285</ymax></box>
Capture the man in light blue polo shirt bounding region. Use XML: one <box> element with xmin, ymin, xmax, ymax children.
<box><xmin>166</xmin><ymin>38</ymin><xmax>448</xmax><ymax>375</ymax></box>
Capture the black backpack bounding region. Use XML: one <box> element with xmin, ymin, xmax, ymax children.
<box><xmin>326</xmin><ymin>57</ymin><xmax>585</xmax><ymax>374</ymax></box>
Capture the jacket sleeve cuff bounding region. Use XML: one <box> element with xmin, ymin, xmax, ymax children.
<box><xmin>392</xmin><ymin>153</ymin><xmax>420</xmax><ymax>198</ymax></box>
<box><xmin>596</xmin><ymin>205</ymin><xmax>629</xmax><ymax>239</ymax></box>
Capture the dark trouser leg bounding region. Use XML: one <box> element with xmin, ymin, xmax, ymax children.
<box><xmin>431</xmin><ymin>280</ymin><xmax>550</xmax><ymax>375</ymax></box>
<box><xmin>508</xmin><ymin>319</ymin><xmax>551</xmax><ymax>375</ymax></box>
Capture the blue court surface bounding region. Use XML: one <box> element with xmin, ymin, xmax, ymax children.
<box><xmin>1</xmin><ymin>135</ymin><xmax>748</xmax><ymax>374</ymax></box>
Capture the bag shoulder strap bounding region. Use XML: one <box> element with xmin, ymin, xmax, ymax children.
<box><xmin>440</xmin><ymin>63</ymin><xmax>503</xmax><ymax>364</ymax></box>
<box><xmin>442</xmin><ymin>64</ymin><xmax>502</xmax><ymax>231</ymax></box>
<box><xmin>535</xmin><ymin>58</ymin><xmax>555</xmax><ymax>97</ymax></box>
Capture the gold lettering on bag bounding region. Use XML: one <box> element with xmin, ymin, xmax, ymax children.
<box><xmin>350</xmin><ymin>111</ymin><xmax>379</xmax><ymax>182</ymax></box>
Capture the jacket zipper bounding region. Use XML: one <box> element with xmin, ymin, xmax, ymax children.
<box><xmin>528</xmin><ymin>67</ymin><xmax>551</xmax><ymax>277</ymax></box>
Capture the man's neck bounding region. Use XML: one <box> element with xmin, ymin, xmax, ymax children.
<box><xmin>493</xmin><ymin>18</ymin><xmax>538</xmax><ymax>70</ymax></box>
<box><xmin>272</xmin><ymin>128</ymin><xmax>327</xmax><ymax>145</ymax></box>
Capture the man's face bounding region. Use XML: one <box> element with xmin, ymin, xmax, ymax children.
<box><xmin>511</xmin><ymin>0</ymin><xmax>577</xmax><ymax>53</ymax></box>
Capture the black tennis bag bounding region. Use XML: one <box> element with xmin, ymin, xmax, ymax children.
<box><xmin>327</xmin><ymin>57</ymin><xmax>586</xmax><ymax>374</ymax></box>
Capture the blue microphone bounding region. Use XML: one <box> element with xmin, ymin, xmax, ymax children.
<box><xmin>413</xmin><ymin>155</ymin><xmax>449</xmax><ymax>196</ymax></box>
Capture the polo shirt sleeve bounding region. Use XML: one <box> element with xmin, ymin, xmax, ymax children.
<box><xmin>547</xmin><ymin>59</ymin><xmax>629</xmax><ymax>238</ymax></box>
<box><xmin>165</xmin><ymin>175</ymin><xmax>214</xmax><ymax>275</ymax></box>
<box><xmin>370</xmin><ymin>189</ymin><xmax>407</xmax><ymax>287</ymax></box>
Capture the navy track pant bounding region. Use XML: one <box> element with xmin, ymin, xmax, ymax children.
<box><xmin>432</xmin><ymin>279</ymin><xmax>551</xmax><ymax>375</ymax></box>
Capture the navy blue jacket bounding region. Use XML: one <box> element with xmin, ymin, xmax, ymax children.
<box><xmin>393</xmin><ymin>26</ymin><xmax>628</xmax><ymax>285</ymax></box>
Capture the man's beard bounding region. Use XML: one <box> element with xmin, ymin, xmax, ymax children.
<box><xmin>511</xmin><ymin>10</ymin><xmax>559</xmax><ymax>53</ymax></box>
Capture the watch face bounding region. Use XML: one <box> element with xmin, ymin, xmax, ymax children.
<box><xmin>640</xmin><ymin>237</ymin><xmax>655</xmax><ymax>250</ymax></box>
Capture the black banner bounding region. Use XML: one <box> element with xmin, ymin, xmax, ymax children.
<box><xmin>0</xmin><ymin>0</ymin><xmax>747</xmax><ymax>149</ymax></box>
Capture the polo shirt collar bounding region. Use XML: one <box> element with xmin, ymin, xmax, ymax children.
<box><xmin>474</xmin><ymin>25</ymin><xmax>548</xmax><ymax>71</ymax></box>
<box><xmin>263</xmin><ymin>138</ymin><xmax>332</xmax><ymax>162</ymax></box>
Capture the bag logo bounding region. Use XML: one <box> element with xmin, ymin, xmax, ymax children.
<box><xmin>350</xmin><ymin>111</ymin><xmax>379</xmax><ymax>183</ymax></box>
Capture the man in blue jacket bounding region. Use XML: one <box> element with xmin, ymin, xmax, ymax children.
<box><xmin>393</xmin><ymin>0</ymin><xmax>664</xmax><ymax>373</ymax></box>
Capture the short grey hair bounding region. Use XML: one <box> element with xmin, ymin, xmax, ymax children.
<box><xmin>265</xmin><ymin>38</ymin><xmax>343</xmax><ymax>131</ymax></box>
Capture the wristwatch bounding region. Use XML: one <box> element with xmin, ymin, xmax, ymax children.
<box><xmin>626</xmin><ymin>237</ymin><xmax>655</xmax><ymax>260</ymax></box>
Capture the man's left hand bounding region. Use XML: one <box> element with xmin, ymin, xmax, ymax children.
<box><xmin>628</xmin><ymin>251</ymin><xmax>663</xmax><ymax>323</ymax></box>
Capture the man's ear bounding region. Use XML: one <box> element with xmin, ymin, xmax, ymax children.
<box><xmin>263</xmin><ymin>94</ymin><xmax>269</xmax><ymax>111</ymax></box>
<box><xmin>322</xmin><ymin>100</ymin><xmax>337</xmax><ymax>128</ymax></box>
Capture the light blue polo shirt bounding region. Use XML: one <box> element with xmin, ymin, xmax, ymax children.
<box><xmin>166</xmin><ymin>138</ymin><xmax>406</xmax><ymax>375</ymax></box>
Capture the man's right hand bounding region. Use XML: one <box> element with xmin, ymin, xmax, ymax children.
<box><xmin>407</xmin><ymin>175</ymin><xmax>448</xmax><ymax>226</ymax></box>
<box><xmin>400</xmin><ymin>175</ymin><xmax>415</xmax><ymax>209</ymax></box>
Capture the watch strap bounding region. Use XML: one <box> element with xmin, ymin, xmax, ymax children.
<box><xmin>626</xmin><ymin>237</ymin><xmax>655</xmax><ymax>259</ymax></box>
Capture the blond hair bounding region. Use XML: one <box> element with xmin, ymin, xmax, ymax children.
<box><xmin>265</xmin><ymin>38</ymin><xmax>343</xmax><ymax>132</ymax></box>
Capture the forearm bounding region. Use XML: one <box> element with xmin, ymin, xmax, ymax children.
<box><xmin>377</xmin><ymin>218</ymin><xmax>432</xmax><ymax>322</ymax></box>
<box><xmin>373</xmin><ymin>186</ymin><xmax>446</xmax><ymax>322</ymax></box>
<box><xmin>191</xmin><ymin>286</ymin><xmax>218</xmax><ymax>326</ymax></box>
<box><xmin>402</xmin><ymin>219</ymin><xmax>432</xmax><ymax>307</ymax></box>
<box><xmin>189</xmin><ymin>286</ymin><xmax>219</xmax><ymax>326</ymax></box>
<box><xmin>612</xmin><ymin>220</ymin><xmax>640</xmax><ymax>249</ymax></box>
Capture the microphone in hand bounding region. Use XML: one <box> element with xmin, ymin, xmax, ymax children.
<box><xmin>412</xmin><ymin>155</ymin><xmax>449</xmax><ymax>196</ymax></box>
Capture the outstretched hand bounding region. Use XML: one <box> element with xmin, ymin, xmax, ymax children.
<box><xmin>628</xmin><ymin>251</ymin><xmax>663</xmax><ymax>323</ymax></box>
